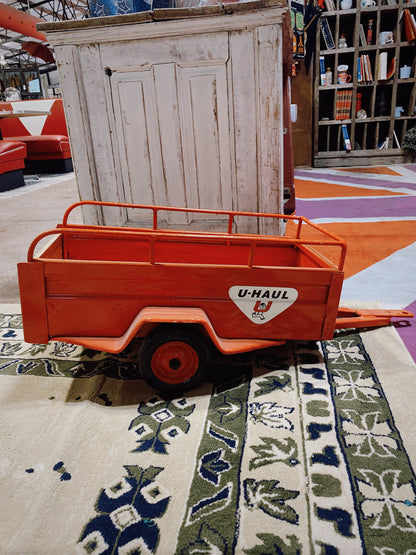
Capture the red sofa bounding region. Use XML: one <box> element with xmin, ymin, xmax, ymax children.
<box><xmin>0</xmin><ymin>139</ymin><xmax>27</xmax><ymax>192</ymax></box>
<box><xmin>0</xmin><ymin>98</ymin><xmax>73</xmax><ymax>173</ymax></box>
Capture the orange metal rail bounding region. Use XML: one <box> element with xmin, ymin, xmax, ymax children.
<box><xmin>29</xmin><ymin>200</ymin><xmax>348</xmax><ymax>271</ymax></box>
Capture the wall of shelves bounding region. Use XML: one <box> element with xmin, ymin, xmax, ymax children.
<box><xmin>314</xmin><ymin>0</ymin><xmax>416</xmax><ymax>167</ymax></box>
<box><xmin>0</xmin><ymin>67</ymin><xmax>42</xmax><ymax>100</ymax></box>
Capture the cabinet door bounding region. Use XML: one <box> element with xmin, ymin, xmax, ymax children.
<box><xmin>107</xmin><ymin>36</ymin><xmax>233</xmax><ymax>228</ymax></box>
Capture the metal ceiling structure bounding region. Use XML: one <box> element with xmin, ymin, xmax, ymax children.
<box><xmin>0</xmin><ymin>0</ymin><xmax>88</xmax><ymax>67</ymax></box>
<box><xmin>13</xmin><ymin>0</ymin><xmax>89</xmax><ymax>21</ymax></box>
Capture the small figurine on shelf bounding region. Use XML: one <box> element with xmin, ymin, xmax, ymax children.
<box><xmin>379</xmin><ymin>31</ymin><xmax>394</xmax><ymax>45</ymax></box>
<box><xmin>4</xmin><ymin>87</ymin><xmax>21</xmax><ymax>101</ymax></box>
<box><xmin>400</xmin><ymin>65</ymin><xmax>411</xmax><ymax>79</ymax></box>
<box><xmin>366</xmin><ymin>19</ymin><xmax>374</xmax><ymax>45</ymax></box>
<box><xmin>325</xmin><ymin>67</ymin><xmax>333</xmax><ymax>85</ymax></box>
<box><xmin>339</xmin><ymin>33</ymin><xmax>348</xmax><ymax>48</ymax></box>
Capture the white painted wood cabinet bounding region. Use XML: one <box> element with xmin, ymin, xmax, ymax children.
<box><xmin>41</xmin><ymin>1</ymin><xmax>292</xmax><ymax>233</ymax></box>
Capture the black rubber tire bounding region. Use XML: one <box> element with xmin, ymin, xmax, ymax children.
<box><xmin>138</xmin><ymin>325</ymin><xmax>211</xmax><ymax>393</ymax></box>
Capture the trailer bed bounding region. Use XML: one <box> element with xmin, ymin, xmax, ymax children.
<box><xmin>18</xmin><ymin>201</ymin><xmax>349</xmax><ymax>352</ymax></box>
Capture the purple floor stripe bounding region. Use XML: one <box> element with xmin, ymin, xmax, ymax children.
<box><xmin>295</xmin><ymin>169</ymin><xmax>416</xmax><ymax>191</ymax></box>
<box><xmin>394</xmin><ymin>300</ymin><xmax>416</xmax><ymax>362</ymax></box>
<box><xmin>296</xmin><ymin>196</ymin><xmax>416</xmax><ymax>220</ymax></box>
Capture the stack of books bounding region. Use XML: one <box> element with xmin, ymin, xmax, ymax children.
<box><xmin>358</xmin><ymin>55</ymin><xmax>373</xmax><ymax>82</ymax></box>
<box><xmin>336</xmin><ymin>90</ymin><xmax>353</xmax><ymax>120</ymax></box>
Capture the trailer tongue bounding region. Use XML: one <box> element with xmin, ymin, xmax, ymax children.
<box><xmin>335</xmin><ymin>307</ymin><xmax>413</xmax><ymax>329</ymax></box>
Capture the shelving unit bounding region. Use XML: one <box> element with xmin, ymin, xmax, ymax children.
<box><xmin>0</xmin><ymin>66</ymin><xmax>42</xmax><ymax>100</ymax></box>
<box><xmin>314</xmin><ymin>0</ymin><xmax>416</xmax><ymax>167</ymax></box>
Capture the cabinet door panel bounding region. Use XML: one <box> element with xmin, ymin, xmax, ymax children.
<box><xmin>177</xmin><ymin>61</ymin><xmax>233</xmax><ymax>216</ymax></box>
<box><xmin>153</xmin><ymin>63</ymin><xmax>188</xmax><ymax>225</ymax></box>
<box><xmin>111</xmin><ymin>68</ymin><xmax>164</xmax><ymax>222</ymax></box>
<box><xmin>108</xmin><ymin>45</ymin><xmax>233</xmax><ymax>228</ymax></box>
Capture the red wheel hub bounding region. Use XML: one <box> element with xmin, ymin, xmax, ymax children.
<box><xmin>151</xmin><ymin>341</ymin><xmax>199</xmax><ymax>384</ymax></box>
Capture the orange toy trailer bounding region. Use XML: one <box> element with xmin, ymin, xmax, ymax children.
<box><xmin>18</xmin><ymin>201</ymin><xmax>412</xmax><ymax>392</ymax></box>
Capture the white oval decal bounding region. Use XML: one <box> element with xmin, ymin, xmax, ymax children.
<box><xmin>229</xmin><ymin>286</ymin><xmax>298</xmax><ymax>325</ymax></box>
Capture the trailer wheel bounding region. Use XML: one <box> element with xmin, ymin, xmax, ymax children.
<box><xmin>139</xmin><ymin>326</ymin><xmax>211</xmax><ymax>393</ymax></box>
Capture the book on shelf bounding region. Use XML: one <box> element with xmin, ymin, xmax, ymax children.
<box><xmin>346</xmin><ymin>90</ymin><xmax>353</xmax><ymax>119</ymax></box>
<box><xmin>377</xmin><ymin>54</ymin><xmax>396</xmax><ymax>80</ymax></box>
<box><xmin>336</xmin><ymin>89</ymin><xmax>353</xmax><ymax>120</ymax></box>
<box><xmin>365</xmin><ymin>55</ymin><xmax>372</xmax><ymax>81</ymax></box>
<box><xmin>367</xmin><ymin>55</ymin><xmax>373</xmax><ymax>81</ymax></box>
<box><xmin>378</xmin><ymin>137</ymin><xmax>390</xmax><ymax>150</ymax></box>
<box><xmin>378</xmin><ymin>52</ymin><xmax>388</xmax><ymax>80</ymax></box>
<box><xmin>320</xmin><ymin>56</ymin><xmax>326</xmax><ymax>85</ymax></box>
<box><xmin>359</xmin><ymin>24</ymin><xmax>367</xmax><ymax>46</ymax></box>
<box><xmin>403</xmin><ymin>9</ymin><xmax>416</xmax><ymax>42</ymax></box>
<box><xmin>356</xmin><ymin>92</ymin><xmax>362</xmax><ymax>114</ymax></box>
<box><xmin>336</xmin><ymin>90</ymin><xmax>342</xmax><ymax>120</ymax></box>
<box><xmin>324</xmin><ymin>0</ymin><xmax>335</xmax><ymax>11</ymax></box>
<box><xmin>321</xmin><ymin>17</ymin><xmax>335</xmax><ymax>49</ymax></box>
<box><xmin>341</xmin><ymin>124</ymin><xmax>352</xmax><ymax>152</ymax></box>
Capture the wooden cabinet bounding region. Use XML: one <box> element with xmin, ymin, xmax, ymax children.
<box><xmin>314</xmin><ymin>0</ymin><xmax>416</xmax><ymax>167</ymax></box>
<box><xmin>40</xmin><ymin>1</ymin><xmax>292</xmax><ymax>233</ymax></box>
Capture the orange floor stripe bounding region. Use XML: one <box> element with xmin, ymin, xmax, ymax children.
<box><xmin>315</xmin><ymin>221</ymin><xmax>416</xmax><ymax>278</ymax></box>
<box><xmin>335</xmin><ymin>166</ymin><xmax>402</xmax><ymax>176</ymax></box>
<box><xmin>295</xmin><ymin>178</ymin><xmax>407</xmax><ymax>199</ymax></box>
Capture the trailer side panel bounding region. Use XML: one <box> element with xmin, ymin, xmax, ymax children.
<box><xmin>41</xmin><ymin>259</ymin><xmax>341</xmax><ymax>342</ymax></box>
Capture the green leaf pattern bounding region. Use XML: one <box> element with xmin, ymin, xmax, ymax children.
<box><xmin>244</xmin><ymin>478</ymin><xmax>299</xmax><ymax>524</ymax></box>
<box><xmin>357</xmin><ymin>469</ymin><xmax>416</xmax><ymax>531</ymax></box>
<box><xmin>249</xmin><ymin>437</ymin><xmax>299</xmax><ymax>470</ymax></box>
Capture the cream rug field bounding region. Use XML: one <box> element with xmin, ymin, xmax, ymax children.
<box><xmin>1</xmin><ymin>304</ymin><xmax>416</xmax><ymax>554</ymax></box>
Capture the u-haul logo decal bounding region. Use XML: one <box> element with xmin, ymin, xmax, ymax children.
<box><xmin>229</xmin><ymin>286</ymin><xmax>298</xmax><ymax>325</ymax></box>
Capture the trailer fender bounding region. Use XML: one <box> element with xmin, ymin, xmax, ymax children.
<box><xmin>53</xmin><ymin>306</ymin><xmax>285</xmax><ymax>355</ymax></box>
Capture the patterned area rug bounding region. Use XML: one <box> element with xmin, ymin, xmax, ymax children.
<box><xmin>1</xmin><ymin>304</ymin><xmax>416</xmax><ymax>553</ymax></box>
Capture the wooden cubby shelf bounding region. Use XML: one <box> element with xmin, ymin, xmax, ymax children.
<box><xmin>314</xmin><ymin>0</ymin><xmax>416</xmax><ymax>167</ymax></box>
<box><xmin>0</xmin><ymin>67</ymin><xmax>42</xmax><ymax>100</ymax></box>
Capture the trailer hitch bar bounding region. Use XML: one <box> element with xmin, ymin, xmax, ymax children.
<box><xmin>335</xmin><ymin>308</ymin><xmax>414</xmax><ymax>330</ymax></box>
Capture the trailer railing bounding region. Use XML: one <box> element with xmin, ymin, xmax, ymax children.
<box><xmin>28</xmin><ymin>201</ymin><xmax>347</xmax><ymax>271</ymax></box>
